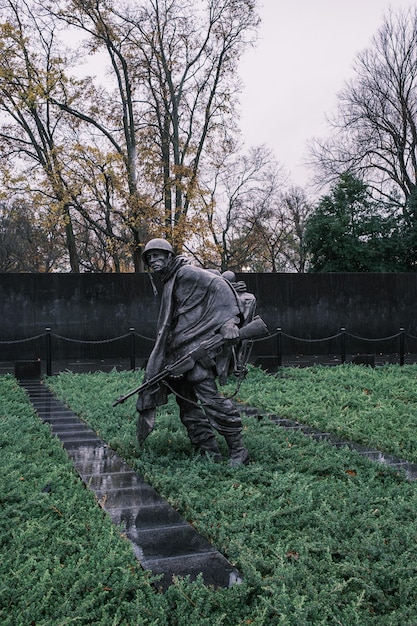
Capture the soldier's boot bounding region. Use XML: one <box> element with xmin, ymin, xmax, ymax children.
<box><xmin>197</xmin><ymin>436</ymin><xmax>223</xmax><ymax>462</ymax></box>
<box><xmin>225</xmin><ymin>433</ymin><xmax>250</xmax><ymax>467</ymax></box>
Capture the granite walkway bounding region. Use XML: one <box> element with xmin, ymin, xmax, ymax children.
<box><xmin>19</xmin><ymin>379</ymin><xmax>243</xmax><ymax>592</ymax></box>
<box><xmin>238</xmin><ymin>404</ymin><xmax>417</xmax><ymax>481</ymax></box>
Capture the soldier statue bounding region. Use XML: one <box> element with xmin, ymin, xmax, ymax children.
<box><xmin>136</xmin><ymin>238</ymin><xmax>250</xmax><ymax>466</ymax></box>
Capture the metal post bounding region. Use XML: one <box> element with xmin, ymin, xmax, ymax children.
<box><xmin>129</xmin><ymin>328</ymin><xmax>136</xmax><ymax>371</ymax></box>
<box><xmin>45</xmin><ymin>328</ymin><xmax>52</xmax><ymax>376</ymax></box>
<box><xmin>340</xmin><ymin>327</ymin><xmax>346</xmax><ymax>364</ymax></box>
<box><xmin>400</xmin><ymin>327</ymin><xmax>405</xmax><ymax>366</ymax></box>
<box><xmin>276</xmin><ymin>327</ymin><xmax>282</xmax><ymax>367</ymax></box>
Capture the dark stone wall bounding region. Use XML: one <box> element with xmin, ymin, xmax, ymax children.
<box><xmin>0</xmin><ymin>274</ymin><xmax>160</xmax><ymax>360</ymax></box>
<box><xmin>0</xmin><ymin>273</ymin><xmax>159</xmax><ymax>336</ymax></box>
<box><xmin>1</xmin><ymin>272</ymin><xmax>417</xmax><ymax>361</ymax></box>
<box><xmin>242</xmin><ymin>273</ymin><xmax>417</xmax><ymax>357</ymax></box>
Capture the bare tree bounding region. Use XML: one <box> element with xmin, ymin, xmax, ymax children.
<box><xmin>280</xmin><ymin>187</ymin><xmax>312</xmax><ymax>272</ymax></box>
<box><xmin>310</xmin><ymin>7</ymin><xmax>417</xmax><ymax>209</ymax></box>
<box><xmin>190</xmin><ymin>144</ymin><xmax>290</xmax><ymax>271</ymax></box>
<box><xmin>244</xmin><ymin>187</ymin><xmax>311</xmax><ymax>273</ymax></box>
<box><xmin>44</xmin><ymin>0</ymin><xmax>152</xmax><ymax>269</ymax></box>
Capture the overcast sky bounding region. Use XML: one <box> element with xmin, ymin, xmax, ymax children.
<box><xmin>238</xmin><ymin>0</ymin><xmax>414</xmax><ymax>189</ymax></box>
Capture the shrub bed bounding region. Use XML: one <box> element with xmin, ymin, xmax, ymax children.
<box><xmin>3</xmin><ymin>366</ymin><xmax>417</xmax><ymax>624</ymax></box>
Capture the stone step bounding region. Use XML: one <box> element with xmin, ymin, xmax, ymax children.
<box><xmin>236</xmin><ymin>403</ymin><xmax>417</xmax><ymax>481</ymax></box>
<box><xmin>19</xmin><ymin>379</ymin><xmax>242</xmax><ymax>592</ymax></box>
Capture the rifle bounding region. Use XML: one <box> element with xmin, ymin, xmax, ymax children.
<box><xmin>112</xmin><ymin>315</ymin><xmax>269</xmax><ymax>407</ymax></box>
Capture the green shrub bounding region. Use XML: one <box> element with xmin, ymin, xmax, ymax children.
<box><xmin>0</xmin><ymin>375</ymin><xmax>165</xmax><ymax>626</ymax></box>
<box><xmin>38</xmin><ymin>366</ymin><xmax>417</xmax><ymax>625</ymax></box>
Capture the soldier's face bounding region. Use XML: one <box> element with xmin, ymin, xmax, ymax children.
<box><xmin>147</xmin><ymin>250</ymin><xmax>171</xmax><ymax>272</ymax></box>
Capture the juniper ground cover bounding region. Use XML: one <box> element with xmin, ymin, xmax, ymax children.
<box><xmin>2</xmin><ymin>365</ymin><xmax>417</xmax><ymax>625</ymax></box>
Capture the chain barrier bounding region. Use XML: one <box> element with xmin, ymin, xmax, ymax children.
<box><xmin>346</xmin><ymin>332</ymin><xmax>402</xmax><ymax>342</ymax></box>
<box><xmin>281</xmin><ymin>332</ymin><xmax>343</xmax><ymax>343</ymax></box>
<box><xmin>0</xmin><ymin>334</ymin><xmax>45</xmax><ymax>345</ymax></box>
<box><xmin>272</xmin><ymin>327</ymin><xmax>410</xmax><ymax>367</ymax></box>
<box><xmin>0</xmin><ymin>326</ymin><xmax>415</xmax><ymax>374</ymax></box>
<box><xmin>51</xmin><ymin>332</ymin><xmax>132</xmax><ymax>344</ymax></box>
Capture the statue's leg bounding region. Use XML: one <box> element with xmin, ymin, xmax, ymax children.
<box><xmin>170</xmin><ymin>378</ymin><xmax>222</xmax><ymax>460</ymax></box>
<box><xmin>192</xmin><ymin>378</ymin><xmax>250</xmax><ymax>466</ymax></box>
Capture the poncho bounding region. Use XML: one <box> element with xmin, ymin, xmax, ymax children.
<box><xmin>136</xmin><ymin>256</ymin><xmax>242</xmax><ymax>411</ymax></box>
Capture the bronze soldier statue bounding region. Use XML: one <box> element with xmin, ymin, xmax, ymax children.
<box><xmin>136</xmin><ymin>238</ymin><xmax>251</xmax><ymax>466</ymax></box>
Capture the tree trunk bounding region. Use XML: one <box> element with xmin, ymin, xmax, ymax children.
<box><xmin>63</xmin><ymin>205</ymin><xmax>80</xmax><ymax>273</ymax></box>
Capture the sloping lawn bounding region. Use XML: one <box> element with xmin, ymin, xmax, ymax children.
<box><xmin>2</xmin><ymin>365</ymin><xmax>417</xmax><ymax>625</ymax></box>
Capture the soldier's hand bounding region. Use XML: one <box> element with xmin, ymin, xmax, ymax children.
<box><xmin>220</xmin><ymin>320</ymin><xmax>240</xmax><ymax>342</ymax></box>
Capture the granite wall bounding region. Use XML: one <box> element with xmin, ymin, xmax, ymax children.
<box><xmin>1</xmin><ymin>272</ymin><xmax>417</xmax><ymax>361</ymax></box>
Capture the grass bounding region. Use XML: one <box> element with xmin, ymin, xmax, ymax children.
<box><xmin>2</xmin><ymin>364</ymin><xmax>417</xmax><ymax>624</ymax></box>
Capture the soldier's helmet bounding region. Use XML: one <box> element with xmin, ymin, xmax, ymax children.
<box><xmin>142</xmin><ymin>238</ymin><xmax>174</xmax><ymax>265</ymax></box>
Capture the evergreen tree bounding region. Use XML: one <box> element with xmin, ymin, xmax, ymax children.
<box><xmin>304</xmin><ymin>174</ymin><xmax>405</xmax><ymax>272</ymax></box>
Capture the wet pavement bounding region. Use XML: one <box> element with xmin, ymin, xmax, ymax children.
<box><xmin>19</xmin><ymin>379</ymin><xmax>243</xmax><ymax>592</ymax></box>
